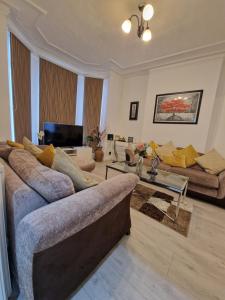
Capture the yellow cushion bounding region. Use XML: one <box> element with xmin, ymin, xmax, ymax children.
<box><xmin>195</xmin><ymin>149</ymin><xmax>225</xmax><ymax>175</ymax></box>
<box><xmin>37</xmin><ymin>144</ymin><xmax>55</xmax><ymax>167</ymax></box>
<box><xmin>163</xmin><ymin>154</ymin><xmax>186</xmax><ymax>168</ymax></box>
<box><xmin>7</xmin><ymin>140</ymin><xmax>24</xmax><ymax>149</ymax></box>
<box><xmin>149</xmin><ymin>140</ymin><xmax>159</xmax><ymax>151</ymax></box>
<box><xmin>155</xmin><ymin>141</ymin><xmax>176</xmax><ymax>160</ymax></box>
<box><xmin>23</xmin><ymin>137</ymin><xmax>43</xmax><ymax>157</ymax></box>
<box><xmin>173</xmin><ymin>145</ymin><xmax>199</xmax><ymax>167</ymax></box>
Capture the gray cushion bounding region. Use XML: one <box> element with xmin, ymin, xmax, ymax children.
<box><xmin>52</xmin><ymin>148</ymin><xmax>97</xmax><ymax>191</ymax></box>
<box><xmin>9</xmin><ymin>149</ymin><xmax>75</xmax><ymax>202</ymax></box>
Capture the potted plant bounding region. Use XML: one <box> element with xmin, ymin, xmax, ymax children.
<box><xmin>86</xmin><ymin>127</ymin><xmax>106</xmax><ymax>162</ymax></box>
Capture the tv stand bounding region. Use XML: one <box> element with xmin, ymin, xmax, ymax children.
<box><xmin>63</xmin><ymin>148</ymin><xmax>77</xmax><ymax>156</ymax></box>
<box><xmin>61</xmin><ymin>146</ymin><xmax>92</xmax><ymax>160</ymax></box>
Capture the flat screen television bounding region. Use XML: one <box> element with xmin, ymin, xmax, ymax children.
<box><xmin>43</xmin><ymin>123</ymin><xmax>83</xmax><ymax>147</ymax></box>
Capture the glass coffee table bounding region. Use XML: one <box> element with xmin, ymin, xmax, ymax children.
<box><xmin>105</xmin><ymin>161</ymin><xmax>189</xmax><ymax>222</ymax></box>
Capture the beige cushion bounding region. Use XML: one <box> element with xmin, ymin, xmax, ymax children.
<box><xmin>155</xmin><ymin>141</ymin><xmax>176</xmax><ymax>160</ymax></box>
<box><xmin>52</xmin><ymin>148</ymin><xmax>98</xmax><ymax>191</ymax></box>
<box><xmin>9</xmin><ymin>149</ymin><xmax>75</xmax><ymax>202</ymax></box>
<box><xmin>195</xmin><ymin>149</ymin><xmax>225</xmax><ymax>175</ymax></box>
<box><xmin>23</xmin><ymin>137</ymin><xmax>43</xmax><ymax>157</ymax></box>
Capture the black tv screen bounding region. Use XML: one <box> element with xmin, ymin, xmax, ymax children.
<box><xmin>43</xmin><ymin>123</ymin><xmax>83</xmax><ymax>147</ymax></box>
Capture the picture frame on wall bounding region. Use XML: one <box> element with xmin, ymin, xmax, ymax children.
<box><xmin>129</xmin><ymin>101</ymin><xmax>139</xmax><ymax>120</ymax></box>
<box><xmin>153</xmin><ymin>90</ymin><xmax>203</xmax><ymax>124</ymax></box>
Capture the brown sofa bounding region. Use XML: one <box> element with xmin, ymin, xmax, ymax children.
<box><xmin>153</xmin><ymin>156</ymin><xmax>225</xmax><ymax>204</ymax></box>
<box><xmin>0</xmin><ymin>150</ymin><xmax>138</xmax><ymax>300</ymax></box>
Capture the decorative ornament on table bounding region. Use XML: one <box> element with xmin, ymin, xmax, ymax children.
<box><xmin>86</xmin><ymin>127</ymin><xmax>106</xmax><ymax>162</ymax></box>
<box><xmin>37</xmin><ymin>131</ymin><xmax>45</xmax><ymax>145</ymax></box>
<box><xmin>134</xmin><ymin>143</ymin><xmax>149</xmax><ymax>175</ymax></box>
<box><xmin>148</xmin><ymin>141</ymin><xmax>160</xmax><ymax>177</ymax></box>
<box><xmin>125</xmin><ymin>143</ymin><xmax>136</xmax><ymax>166</ymax></box>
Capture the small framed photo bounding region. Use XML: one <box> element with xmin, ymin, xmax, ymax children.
<box><xmin>129</xmin><ymin>101</ymin><xmax>139</xmax><ymax>120</ymax></box>
<box><xmin>128</xmin><ymin>136</ymin><xmax>134</xmax><ymax>143</ymax></box>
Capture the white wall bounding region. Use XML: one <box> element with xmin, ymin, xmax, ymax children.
<box><xmin>106</xmin><ymin>56</ymin><xmax>225</xmax><ymax>153</ymax></box>
<box><xmin>0</xmin><ymin>6</ymin><xmax>13</xmax><ymax>141</ymax></box>
<box><xmin>118</xmin><ymin>74</ymin><xmax>148</xmax><ymax>142</ymax></box>
<box><xmin>106</xmin><ymin>71</ymin><xmax>124</xmax><ymax>134</ymax></box>
<box><xmin>141</xmin><ymin>56</ymin><xmax>223</xmax><ymax>152</ymax></box>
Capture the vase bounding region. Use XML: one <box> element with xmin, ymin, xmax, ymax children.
<box><xmin>95</xmin><ymin>147</ymin><xmax>104</xmax><ymax>162</ymax></box>
<box><xmin>136</xmin><ymin>156</ymin><xmax>143</xmax><ymax>176</ymax></box>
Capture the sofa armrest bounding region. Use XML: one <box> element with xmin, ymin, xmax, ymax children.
<box><xmin>217</xmin><ymin>170</ymin><xmax>225</xmax><ymax>199</ymax></box>
<box><xmin>218</xmin><ymin>169</ymin><xmax>225</xmax><ymax>181</ymax></box>
<box><xmin>16</xmin><ymin>173</ymin><xmax>138</xmax><ymax>300</ymax></box>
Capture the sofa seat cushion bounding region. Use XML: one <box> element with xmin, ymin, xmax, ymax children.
<box><xmin>169</xmin><ymin>166</ymin><xmax>219</xmax><ymax>189</ymax></box>
<box><xmin>9</xmin><ymin>149</ymin><xmax>75</xmax><ymax>203</ymax></box>
<box><xmin>158</xmin><ymin>161</ymin><xmax>172</xmax><ymax>172</ymax></box>
<box><xmin>188</xmin><ymin>182</ymin><xmax>218</xmax><ymax>198</ymax></box>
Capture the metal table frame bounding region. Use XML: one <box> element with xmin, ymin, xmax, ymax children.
<box><xmin>105</xmin><ymin>163</ymin><xmax>189</xmax><ymax>222</ymax></box>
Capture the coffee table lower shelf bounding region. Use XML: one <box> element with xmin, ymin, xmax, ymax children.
<box><xmin>105</xmin><ymin>163</ymin><xmax>189</xmax><ymax>222</ymax></box>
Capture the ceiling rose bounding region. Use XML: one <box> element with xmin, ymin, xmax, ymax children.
<box><xmin>122</xmin><ymin>3</ymin><xmax>154</xmax><ymax>42</ymax></box>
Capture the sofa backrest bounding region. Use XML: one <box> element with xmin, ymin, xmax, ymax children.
<box><xmin>0</xmin><ymin>158</ymin><xmax>47</xmax><ymax>275</ymax></box>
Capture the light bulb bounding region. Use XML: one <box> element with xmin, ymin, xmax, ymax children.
<box><xmin>143</xmin><ymin>4</ymin><xmax>154</xmax><ymax>21</ymax></box>
<box><xmin>122</xmin><ymin>19</ymin><xmax>131</xmax><ymax>34</ymax></box>
<box><xmin>142</xmin><ymin>28</ymin><xmax>152</xmax><ymax>42</ymax></box>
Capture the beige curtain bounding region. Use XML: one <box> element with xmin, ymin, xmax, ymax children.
<box><xmin>10</xmin><ymin>33</ymin><xmax>31</xmax><ymax>142</ymax></box>
<box><xmin>83</xmin><ymin>77</ymin><xmax>103</xmax><ymax>138</ymax></box>
<box><xmin>39</xmin><ymin>59</ymin><xmax>77</xmax><ymax>129</ymax></box>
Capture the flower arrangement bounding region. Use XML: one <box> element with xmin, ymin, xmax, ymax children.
<box><xmin>134</xmin><ymin>143</ymin><xmax>149</xmax><ymax>158</ymax></box>
<box><xmin>37</xmin><ymin>131</ymin><xmax>45</xmax><ymax>144</ymax></box>
<box><xmin>86</xmin><ymin>126</ymin><xmax>106</xmax><ymax>150</ymax></box>
<box><xmin>149</xmin><ymin>140</ymin><xmax>158</xmax><ymax>157</ymax></box>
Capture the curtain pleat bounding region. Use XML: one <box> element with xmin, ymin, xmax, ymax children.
<box><xmin>10</xmin><ymin>33</ymin><xmax>31</xmax><ymax>142</ymax></box>
<box><xmin>83</xmin><ymin>77</ymin><xmax>103</xmax><ymax>138</ymax></box>
<box><xmin>39</xmin><ymin>59</ymin><xmax>77</xmax><ymax>130</ymax></box>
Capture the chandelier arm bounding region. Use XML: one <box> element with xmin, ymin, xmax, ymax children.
<box><xmin>129</xmin><ymin>14</ymin><xmax>140</xmax><ymax>27</ymax></box>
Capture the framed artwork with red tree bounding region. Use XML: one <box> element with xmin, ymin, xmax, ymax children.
<box><xmin>153</xmin><ymin>90</ymin><xmax>203</xmax><ymax>124</ymax></box>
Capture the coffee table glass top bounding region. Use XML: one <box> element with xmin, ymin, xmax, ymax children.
<box><xmin>106</xmin><ymin>161</ymin><xmax>189</xmax><ymax>193</ymax></box>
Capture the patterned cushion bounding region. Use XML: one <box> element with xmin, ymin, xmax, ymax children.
<box><xmin>9</xmin><ymin>149</ymin><xmax>75</xmax><ymax>202</ymax></box>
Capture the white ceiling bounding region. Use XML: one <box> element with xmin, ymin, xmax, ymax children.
<box><xmin>4</xmin><ymin>0</ymin><xmax>225</xmax><ymax>74</ymax></box>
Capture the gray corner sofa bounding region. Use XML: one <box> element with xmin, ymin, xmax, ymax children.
<box><xmin>0</xmin><ymin>150</ymin><xmax>138</xmax><ymax>300</ymax></box>
<box><xmin>154</xmin><ymin>159</ymin><xmax>225</xmax><ymax>204</ymax></box>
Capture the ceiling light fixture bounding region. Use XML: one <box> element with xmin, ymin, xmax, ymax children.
<box><xmin>122</xmin><ymin>3</ymin><xmax>154</xmax><ymax>42</ymax></box>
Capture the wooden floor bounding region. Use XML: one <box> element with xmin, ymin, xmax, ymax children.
<box><xmin>70</xmin><ymin>162</ymin><xmax>225</xmax><ymax>300</ymax></box>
